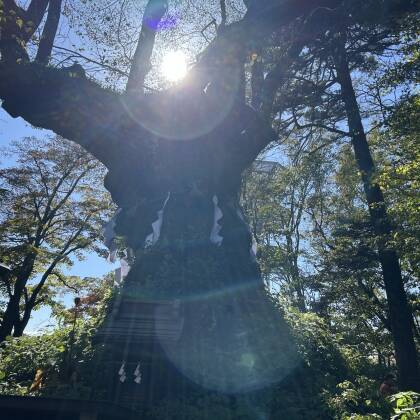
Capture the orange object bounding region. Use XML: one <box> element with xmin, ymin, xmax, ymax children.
<box><xmin>29</xmin><ymin>369</ymin><xmax>44</xmax><ymax>392</ymax></box>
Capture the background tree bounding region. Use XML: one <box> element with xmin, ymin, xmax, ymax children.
<box><xmin>253</xmin><ymin>1</ymin><xmax>419</xmax><ymax>390</ymax></box>
<box><xmin>0</xmin><ymin>136</ymin><xmax>113</xmax><ymax>341</ymax></box>
<box><xmin>241</xmin><ymin>139</ymin><xmax>332</xmax><ymax>312</ymax></box>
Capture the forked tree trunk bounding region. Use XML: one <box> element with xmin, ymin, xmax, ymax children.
<box><xmin>333</xmin><ymin>44</ymin><xmax>419</xmax><ymax>392</ymax></box>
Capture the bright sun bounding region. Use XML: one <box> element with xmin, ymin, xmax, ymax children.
<box><xmin>161</xmin><ymin>51</ymin><xmax>188</xmax><ymax>82</ymax></box>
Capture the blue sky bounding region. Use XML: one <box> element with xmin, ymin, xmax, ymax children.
<box><xmin>0</xmin><ymin>108</ymin><xmax>117</xmax><ymax>333</ymax></box>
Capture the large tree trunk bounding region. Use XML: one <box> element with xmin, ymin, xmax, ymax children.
<box><xmin>333</xmin><ymin>44</ymin><xmax>419</xmax><ymax>392</ymax></box>
<box><xmin>93</xmin><ymin>122</ymin><xmax>300</xmax><ymax>409</ymax></box>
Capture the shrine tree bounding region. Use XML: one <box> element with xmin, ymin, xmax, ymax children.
<box><xmin>1</xmin><ymin>0</ymin><xmax>417</xmax><ymax>416</ymax></box>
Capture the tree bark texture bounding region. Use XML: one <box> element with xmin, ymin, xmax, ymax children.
<box><xmin>334</xmin><ymin>45</ymin><xmax>419</xmax><ymax>392</ymax></box>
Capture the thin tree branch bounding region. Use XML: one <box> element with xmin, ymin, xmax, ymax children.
<box><xmin>356</xmin><ymin>277</ymin><xmax>391</xmax><ymax>332</ymax></box>
<box><xmin>28</xmin><ymin>220</ymin><xmax>89</xmax><ymax>305</ymax></box>
<box><xmin>219</xmin><ymin>0</ymin><xmax>227</xmax><ymax>29</ymax></box>
<box><xmin>292</xmin><ymin>108</ymin><xmax>349</xmax><ymax>137</ymax></box>
<box><xmin>50</xmin><ymin>271</ymin><xmax>79</xmax><ymax>293</ymax></box>
<box><xmin>40</xmin><ymin>162</ymin><xmax>79</xmax><ymax>226</ymax></box>
<box><xmin>51</xmin><ymin>45</ymin><xmax>132</xmax><ymax>80</ymax></box>
<box><xmin>42</xmin><ymin>165</ymin><xmax>91</xmax><ymax>233</ymax></box>
<box><xmin>306</xmin><ymin>136</ymin><xmax>342</xmax><ymax>156</ymax></box>
<box><xmin>307</xmin><ymin>208</ymin><xmax>336</xmax><ymax>250</ymax></box>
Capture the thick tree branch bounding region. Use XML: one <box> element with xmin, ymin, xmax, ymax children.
<box><xmin>24</xmin><ymin>0</ymin><xmax>50</xmax><ymax>38</ymax></box>
<box><xmin>191</xmin><ymin>0</ymin><xmax>339</xmax><ymax>92</ymax></box>
<box><xmin>22</xmin><ymin>0</ymin><xmax>50</xmax><ymax>42</ymax></box>
<box><xmin>0</xmin><ymin>266</ymin><xmax>13</xmax><ymax>297</ymax></box>
<box><xmin>189</xmin><ymin>1</ymin><xmax>338</xmax><ymax>169</ymax></box>
<box><xmin>35</xmin><ymin>0</ymin><xmax>62</xmax><ymax>64</ymax></box>
<box><xmin>0</xmin><ymin>62</ymin><xmax>145</xmax><ymax>169</ymax></box>
<box><xmin>219</xmin><ymin>0</ymin><xmax>227</xmax><ymax>29</ymax></box>
<box><xmin>225</xmin><ymin>104</ymin><xmax>277</xmax><ymax>172</ymax></box>
<box><xmin>28</xmin><ymin>220</ymin><xmax>89</xmax><ymax>306</ymax></box>
<box><xmin>260</xmin><ymin>41</ymin><xmax>304</xmax><ymax>119</ymax></box>
<box><xmin>23</xmin><ymin>286</ymin><xmax>29</xmax><ymax>305</ymax></box>
<box><xmin>126</xmin><ymin>0</ymin><xmax>168</xmax><ymax>94</ymax></box>
<box><xmin>251</xmin><ymin>49</ymin><xmax>263</xmax><ymax>110</ymax></box>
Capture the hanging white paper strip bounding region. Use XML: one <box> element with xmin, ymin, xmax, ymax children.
<box><xmin>145</xmin><ymin>192</ymin><xmax>171</xmax><ymax>247</ymax></box>
<box><xmin>134</xmin><ymin>363</ymin><xmax>142</xmax><ymax>384</ymax></box>
<box><xmin>118</xmin><ymin>362</ymin><xmax>126</xmax><ymax>383</ymax></box>
<box><xmin>210</xmin><ymin>195</ymin><xmax>223</xmax><ymax>246</ymax></box>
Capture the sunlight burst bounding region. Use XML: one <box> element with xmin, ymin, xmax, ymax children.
<box><xmin>161</xmin><ymin>51</ymin><xmax>188</xmax><ymax>82</ymax></box>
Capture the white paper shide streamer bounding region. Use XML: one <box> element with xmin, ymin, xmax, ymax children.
<box><xmin>114</xmin><ymin>256</ymin><xmax>131</xmax><ymax>286</ymax></box>
<box><xmin>145</xmin><ymin>192</ymin><xmax>171</xmax><ymax>247</ymax></box>
<box><xmin>118</xmin><ymin>362</ymin><xmax>126</xmax><ymax>383</ymax></box>
<box><xmin>250</xmin><ymin>236</ymin><xmax>258</xmax><ymax>261</ymax></box>
<box><xmin>210</xmin><ymin>195</ymin><xmax>223</xmax><ymax>246</ymax></box>
<box><xmin>134</xmin><ymin>362</ymin><xmax>142</xmax><ymax>384</ymax></box>
<box><xmin>103</xmin><ymin>209</ymin><xmax>122</xmax><ymax>263</ymax></box>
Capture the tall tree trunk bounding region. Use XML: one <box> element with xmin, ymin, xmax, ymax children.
<box><xmin>0</xmin><ymin>254</ymin><xmax>36</xmax><ymax>342</ymax></box>
<box><xmin>291</xmin><ymin>252</ymin><xmax>306</xmax><ymax>312</ymax></box>
<box><xmin>12</xmin><ymin>306</ymin><xmax>32</xmax><ymax>337</ymax></box>
<box><xmin>333</xmin><ymin>45</ymin><xmax>419</xmax><ymax>392</ymax></box>
<box><xmin>0</xmin><ymin>295</ymin><xmax>20</xmax><ymax>342</ymax></box>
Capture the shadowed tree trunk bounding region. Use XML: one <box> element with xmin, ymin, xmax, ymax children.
<box><xmin>0</xmin><ymin>296</ymin><xmax>19</xmax><ymax>341</ymax></box>
<box><xmin>333</xmin><ymin>39</ymin><xmax>419</xmax><ymax>392</ymax></box>
<box><xmin>0</xmin><ymin>254</ymin><xmax>37</xmax><ymax>342</ymax></box>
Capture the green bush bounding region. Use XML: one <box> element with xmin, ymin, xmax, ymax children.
<box><xmin>0</xmin><ymin>331</ymin><xmax>69</xmax><ymax>396</ymax></box>
<box><xmin>389</xmin><ymin>392</ymin><xmax>420</xmax><ymax>420</ymax></box>
<box><xmin>0</xmin><ymin>317</ymin><xmax>106</xmax><ymax>399</ymax></box>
